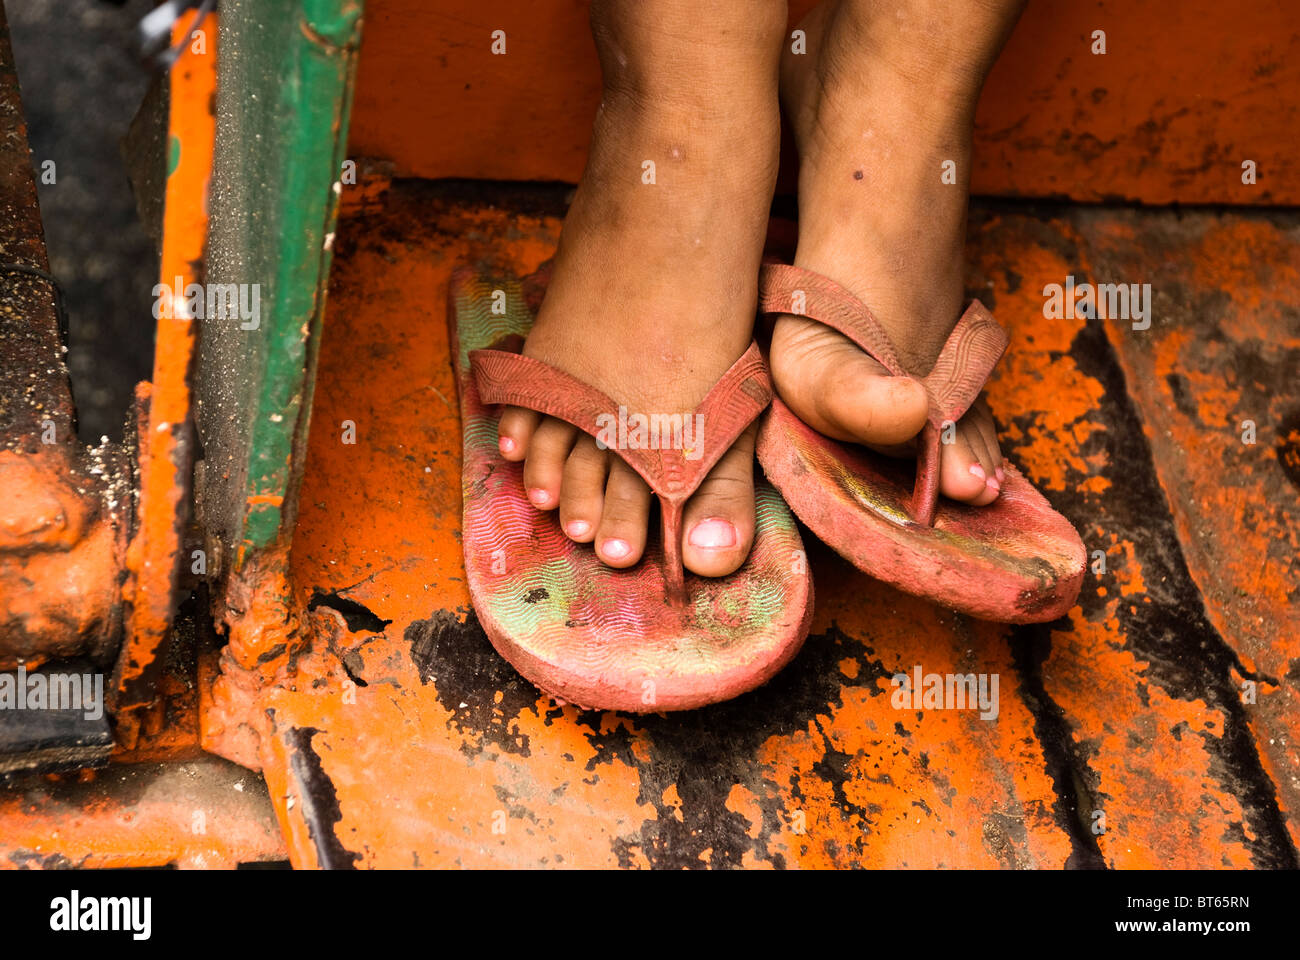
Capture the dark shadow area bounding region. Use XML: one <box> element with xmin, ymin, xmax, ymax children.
<box><xmin>8</xmin><ymin>0</ymin><xmax>157</xmax><ymax>442</ymax></box>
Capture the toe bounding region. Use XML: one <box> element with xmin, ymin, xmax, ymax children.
<box><xmin>594</xmin><ymin>456</ymin><xmax>651</xmax><ymax>568</ymax></box>
<box><xmin>559</xmin><ymin>435</ymin><xmax>608</xmax><ymax>542</ymax></box>
<box><xmin>681</xmin><ymin>425</ymin><xmax>756</xmax><ymax>578</ymax></box>
<box><xmin>939</xmin><ymin>416</ymin><xmax>999</xmax><ymax>505</ymax></box>
<box><xmin>969</xmin><ymin>398</ymin><xmax>1005</xmax><ymax>484</ymax></box>
<box><xmin>772</xmin><ymin>317</ymin><xmax>929</xmax><ymax>448</ymax></box>
<box><xmin>498</xmin><ymin>406</ymin><xmax>540</xmax><ymax>461</ymax></box>
<box><xmin>521</xmin><ymin>417</ymin><xmax>577</xmax><ymax>510</ymax></box>
<box><xmin>964</xmin><ymin>425</ymin><xmax>1001</xmax><ymax>504</ymax></box>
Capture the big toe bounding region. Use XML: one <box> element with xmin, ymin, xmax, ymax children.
<box><xmin>938</xmin><ymin>411</ymin><xmax>1001</xmax><ymax>506</ymax></box>
<box><xmin>680</xmin><ymin>425</ymin><xmax>756</xmax><ymax>578</ymax></box>
<box><xmin>771</xmin><ymin>316</ymin><xmax>929</xmax><ymax>449</ymax></box>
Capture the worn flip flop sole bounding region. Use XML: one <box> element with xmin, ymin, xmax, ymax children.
<box><xmin>451</xmin><ymin>267</ymin><xmax>813</xmax><ymax>712</ymax></box>
<box><xmin>758</xmin><ymin>396</ymin><xmax>1085</xmax><ymax>623</ymax></box>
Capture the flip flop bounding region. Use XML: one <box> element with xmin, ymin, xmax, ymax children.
<box><xmin>756</xmin><ymin>263</ymin><xmax>1085</xmax><ymax>623</ymax></box>
<box><xmin>450</xmin><ymin>266</ymin><xmax>813</xmax><ymax>712</ymax></box>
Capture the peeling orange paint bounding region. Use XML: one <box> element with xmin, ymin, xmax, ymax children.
<box><xmin>1083</xmin><ymin>211</ymin><xmax>1300</xmax><ymax>852</ymax></box>
<box><xmin>982</xmin><ymin>229</ymin><xmax>1109</xmax><ymax>493</ymax></box>
<box><xmin>0</xmin><ymin>757</ymin><xmax>285</xmax><ymax>869</ymax></box>
<box><xmin>114</xmin><ymin>15</ymin><xmax>217</xmax><ymax>714</ymax></box>
<box><xmin>1048</xmin><ymin>607</ymin><xmax>1255</xmax><ymax>868</ymax></box>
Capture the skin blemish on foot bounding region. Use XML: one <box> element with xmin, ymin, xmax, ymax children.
<box><xmin>853</xmin><ymin>170</ymin><xmax>864</xmax><ymax>180</ymax></box>
<box><xmin>668</xmin><ymin>146</ymin><xmax>684</xmax><ymax>161</ymax></box>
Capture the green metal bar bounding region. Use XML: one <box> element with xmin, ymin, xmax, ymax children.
<box><xmin>199</xmin><ymin>0</ymin><xmax>363</xmax><ymax>568</ymax></box>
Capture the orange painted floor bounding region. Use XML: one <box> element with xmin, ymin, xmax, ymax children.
<box><xmin>5</xmin><ymin>185</ymin><xmax>1294</xmax><ymax>869</ymax></box>
<box><xmin>272</xmin><ymin>185</ymin><xmax>1299</xmax><ymax>868</ymax></box>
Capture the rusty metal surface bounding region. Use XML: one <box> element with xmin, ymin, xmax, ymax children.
<box><xmin>1076</xmin><ymin>210</ymin><xmax>1300</xmax><ymax>850</ymax></box>
<box><xmin>0</xmin><ymin>444</ymin><xmax>127</xmax><ymax>667</ymax></box>
<box><xmin>0</xmin><ymin>1</ymin><xmax>71</xmax><ymax>447</ymax></box>
<box><xmin>0</xmin><ymin>2</ymin><xmax>127</xmax><ymax>668</ymax></box>
<box><xmin>968</xmin><ymin>211</ymin><xmax>1295</xmax><ymax>868</ymax></box>
<box><xmin>0</xmin><ymin>755</ymin><xmax>286</xmax><ymax>869</ymax></box>
<box><xmin>207</xmin><ymin>186</ymin><xmax>1296</xmax><ymax>868</ymax></box>
<box><xmin>111</xmin><ymin>591</ymin><xmax>210</xmax><ymax>766</ymax></box>
<box><xmin>201</xmin><ymin>546</ymin><xmax>308</xmax><ymax>771</ymax></box>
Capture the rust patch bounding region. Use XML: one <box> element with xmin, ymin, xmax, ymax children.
<box><xmin>201</xmin><ymin>546</ymin><xmax>306</xmax><ymax>770</ymax></box>
<box><xmin>974</xmin><ymin>209</ymin><xmax>1298</xmax><ymax>867</ymax></box>
<box><xmin>0</xmin><ymin>446</ymin><xmax>127</xmax><ymax>668</ymax></box>
<box><xmin>0</xmin><ymin>756</ymin><xmax>285</xmax><ymax>869</ymax></box>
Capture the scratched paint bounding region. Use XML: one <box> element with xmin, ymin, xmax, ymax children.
<box><xmin>1081</xmin><ymin>211</ymin><xmax>1300</xmax><ymax>852</ymax></box>
<box><xmin>972</xmin><ymin>211</ymin><xmax>1297</xmax><ymax>867</ymax></box>
<box><xmin>0</xmin><ymin>757</ymin><xmax>285</xmax><ymax>870</ymax></box>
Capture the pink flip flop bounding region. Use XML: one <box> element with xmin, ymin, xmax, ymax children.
<box><xmin>756</xmin><ymin>263</ymin><xmax>1085</xmax><ymax>623</ymax></box>
<box><xmin>451</xmin><ymin>267</ymin><xmax>813</xmax><ymax>712</ymax></box>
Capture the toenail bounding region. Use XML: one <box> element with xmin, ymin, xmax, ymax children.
<box><xmin>968</xmin><ymin>463</ymin><xmax>986</xmax><ymax>481</ymax></box>
<box><xmin>526</xmin><ymin>487</ymin><xmax>550</xmax><ymax>506</ymax></box>
<box><xmin>601</xmin><ymin>539</ymin><xmax>631</xmax><ymax>560</ymax></box>
<box><xmin>985</xmin><ymin>476</ymin><xmax>1001</xmax><ymax>492</ymax></box>
<box><xmin>565</xmin><ymin>520</ymin><xmax>591</xmax><ymax>538</ymax></box>
<box><xmin>688</xmin><ymin>518</ymin><xmax>738</xmax><ymax>549</ymax></box>
<box><xmin>995</xmin><ymin>466</ymin><xmax>1005</xmax><ymax>483</ymax></box>
<box><xmin>499</xmin><ymin>436</ymin><xmax>517</xmax><ymax>455</ymax></box>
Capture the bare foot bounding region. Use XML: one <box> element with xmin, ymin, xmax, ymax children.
<box><xmin>772</xmin><ymin>0</ymin><xmax>1026</xmax><ymax>505</ymax></box>
<box><xmin>497</xmin><ymin>0</ymin><xmax>784</xmax><ymax>577</ymax></box>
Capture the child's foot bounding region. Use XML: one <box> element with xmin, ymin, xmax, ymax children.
<box><xmin>771</xmin><ymin>0</ymin><xmax>1026</xmax><ymax>506</ymax></box>
<box><xmin>496</xmin><ymin>0</ymin><xmax>785</xmax><ymax>578</ymax></box>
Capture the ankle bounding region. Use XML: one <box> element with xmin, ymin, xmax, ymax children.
<box><xmin>790</xmin><ymin>117</ymin><xmax>969</xmax><ymax>367</ymax></box>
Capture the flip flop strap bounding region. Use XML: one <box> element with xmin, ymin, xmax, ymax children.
<box><xmin>923</xmin><ymin>300</ymin><xmax>1008</xmax><ymax>428</ymax></box>
<box><xmin>910</xmin><ymin>302</ymin><xmax>1009</xmax><ymax>524</ymax></box>
<box><xmin>758</xmin><ymin>263</ymin><xmax>908</xmax><ymax>376</ymax></box>
<box><xmin>758</xmin><ymin>262</ymin><xmax>1008</xmax><ymax>526</ymax></box>
<box><xmin>470</xmin><ymin>341</ymin><xmax>771</xmax><ymax>502</ymax></box>
<box><xmin>471</xmin><ymin>341</ymin><xmax>771</xmax><ymax>602</ymax></box>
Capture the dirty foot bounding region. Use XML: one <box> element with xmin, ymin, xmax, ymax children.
<box><xmin>772</xmin><ymin>0</ymin><xmax>1026</xmax><ymax>505</ymax></box>
<box><xmin>496</xmin><ymin>0</ymin><xmax>784</xmax><ymax>577</ymax></box>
